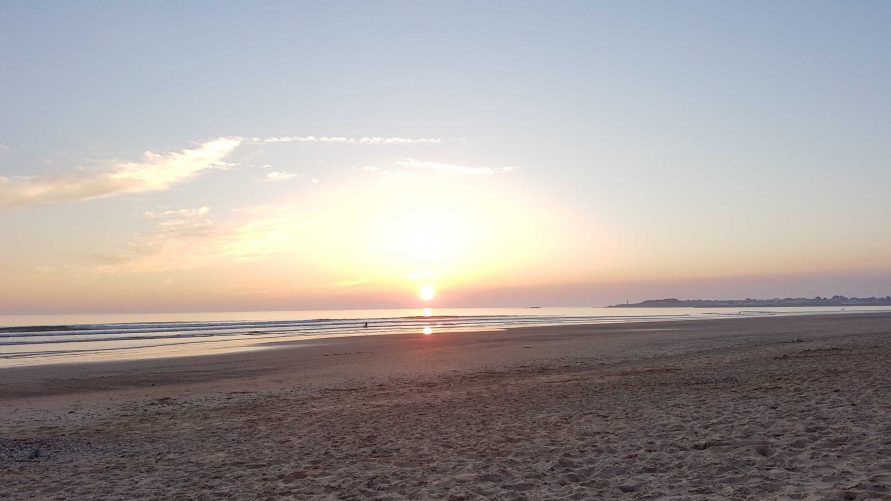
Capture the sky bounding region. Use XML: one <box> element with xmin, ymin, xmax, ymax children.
<box><xmin>2</xmin><ymin>1</ymin><xmax>891</xmax><ymax>314</ymax></box>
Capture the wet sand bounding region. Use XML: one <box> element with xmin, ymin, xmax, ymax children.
<box><xmin>2</xmin><ymin>313</ymin><xmax>891</xmax><ymax>499</ymax></box>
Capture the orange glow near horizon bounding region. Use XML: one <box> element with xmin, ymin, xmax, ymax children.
<box><xmin>0</xmin><ymin>163</ymin><xmax>626</xmax><ymax>313</ymax></box>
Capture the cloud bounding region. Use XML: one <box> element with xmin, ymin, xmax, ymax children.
<box><xmin>265</xmin><ymin>171</ymin><xmax>296</xmax><ymax>181</ymax></box>
<box><xmin>0</xmin><ymin>134</ymin><xmax>440</xmax><ymax>209</ymax></box>
<box><xmin>88</xmin><ymin>205</ymin><xmax>309</xmax><ymax>274</ymax></box>
<box><xmin>255</xmin><ymin>136</ymin><xmax>440</xmax><ymax>145</ymax></box>
<box><xmin>333</xmin><ymin>279</ymin><xmax>368</xmax><ymax>288</ymax></box>
<box><xmin>0</xmin><ymin>137</ymin><xmax>241</xmax><ymax>208</ymax></box>
<box><xmin>144</xmin><ymin>206</ymin><xmax>211</xmax><ymax>219</ymax></box>
<box><xmin>395</xmin><ymin>159</ymin><xmax>516</xmax><ymax>175</ymax></box>
<box><xmin>143</xmin><ymin>206</ymin><xmax>212</xmax><ymax>228</ymax></box>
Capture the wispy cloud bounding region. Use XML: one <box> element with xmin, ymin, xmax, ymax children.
<box><xmin>143</xmin><ymin>206</ymin><xmax>212</xmax><ymax>229</ymax></box>
<box><xmin>265</xmin><ymin>171</ymin><xmax>296</xmax><ymax>181</ymax></box>
<box><xmin>0</xmin><ymin>138</ymin><xmax>241</xmax><ymax>208</ymax></box>
<box><xmin>1</xmin><ymin>134</ymin><xmax>441</xmax><ymax>209</ymax></box>
<box><xmin>89</xmin><ymin>205</ymin><xmax>309</xmax><ymax>274</ymax></box>
<box><xmin>333</xmin><ymin>278</ymin><xmax>368</xmax><ymax>288</ymax></box>
<box><xmin>254</xmin><ymin>136</ymin><xmax>440</xmax><ymax>145</ymax></box>
<box><xmin>395</xmin><ymin>159</ymin><xmax>516</xmax><ymax>175</ymax></box>
<box><xmin>144</xmin><ymin>206</ymin><xmax>210</xmax><ymax>219</ymax></box>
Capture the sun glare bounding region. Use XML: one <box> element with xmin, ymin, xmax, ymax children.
<box><xmin>423</xmin><ymin>326</ymin><xmax>433</xmax><ymax>335</ymax></box>
<box><xmin>419</xmin><ymin>285</ymin><xmax>436</xmax><ymax>301</ymax></box>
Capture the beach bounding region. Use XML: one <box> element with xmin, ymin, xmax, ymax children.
<box><xmin>2</xmin><ymin>313</ymin><xmax>891</xmax><ymax>499</ymax></box>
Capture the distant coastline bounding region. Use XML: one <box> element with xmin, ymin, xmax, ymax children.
<box><xmin>609</xmin><ymin>296</ymin><xmax>891</xmax><ymax>308</ymax></box>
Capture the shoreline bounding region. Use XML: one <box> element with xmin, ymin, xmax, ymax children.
<box><xmin>3</xmin><ymin>311</ymin><xmax>891</xmax><ymax>392</ymax></box>
<box><xmin>0</xmin><ymin>311</ymin><xmax>883</xmax><ymax>378</ymax></box>
<box><xmin>2</xmin><ymin>312</ymin><xmax>889</xmax><ymax>410</ymax></box>
<box><xmin>2</xmin><ymin>308</ymin><xmax>888</xmax><ymax>371</ymax></box>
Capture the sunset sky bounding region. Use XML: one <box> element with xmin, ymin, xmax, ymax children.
<box><xmin>2</xmin><ymin>2</ymin><xmax>891</xmax><ymax>313</ymax></box>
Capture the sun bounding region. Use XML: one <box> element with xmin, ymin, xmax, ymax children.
<box><xmin>418</xmin><ymin>284</ymin><xmax>436</xmax><ymax>302</ymax></box>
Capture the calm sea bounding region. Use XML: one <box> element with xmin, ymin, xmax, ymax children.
<box><xmin>2</xmin><ymin>306</ymin><xmax>888</xmax><ymax>368</ymax></box>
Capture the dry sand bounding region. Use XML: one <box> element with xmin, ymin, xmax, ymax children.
<box><xmin>2</xmin><ymin>313</ymin><xmax>891</xmax><ymax>500</ymax></box>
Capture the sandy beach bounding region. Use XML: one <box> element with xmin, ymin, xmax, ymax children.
<box><xmin>2</xmin><ymin>313</ymin><xmax>891</xmax><ymax>500</ymax></box>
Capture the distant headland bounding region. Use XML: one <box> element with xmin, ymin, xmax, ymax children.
<box><xmin>609</xmin><ymin>296</ymin><xmax>891</xmax><ymax>308</ymax></box>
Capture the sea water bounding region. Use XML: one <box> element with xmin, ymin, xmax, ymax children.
<box><xmin>1</xmin><ymin>306</ymin><xmax>888</xmax><ymax>367</ymax></box>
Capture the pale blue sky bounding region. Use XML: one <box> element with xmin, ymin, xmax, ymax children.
<box><xmin>2</xmin><ymin>1</ymin><xmax>891</xmax><ymax>312</ymax></box>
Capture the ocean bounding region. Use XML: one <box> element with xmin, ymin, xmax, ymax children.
<box><xmin>2</xmin><ymin>306</ymin><xmax>889</xmax><ymax>368</ymax></box>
